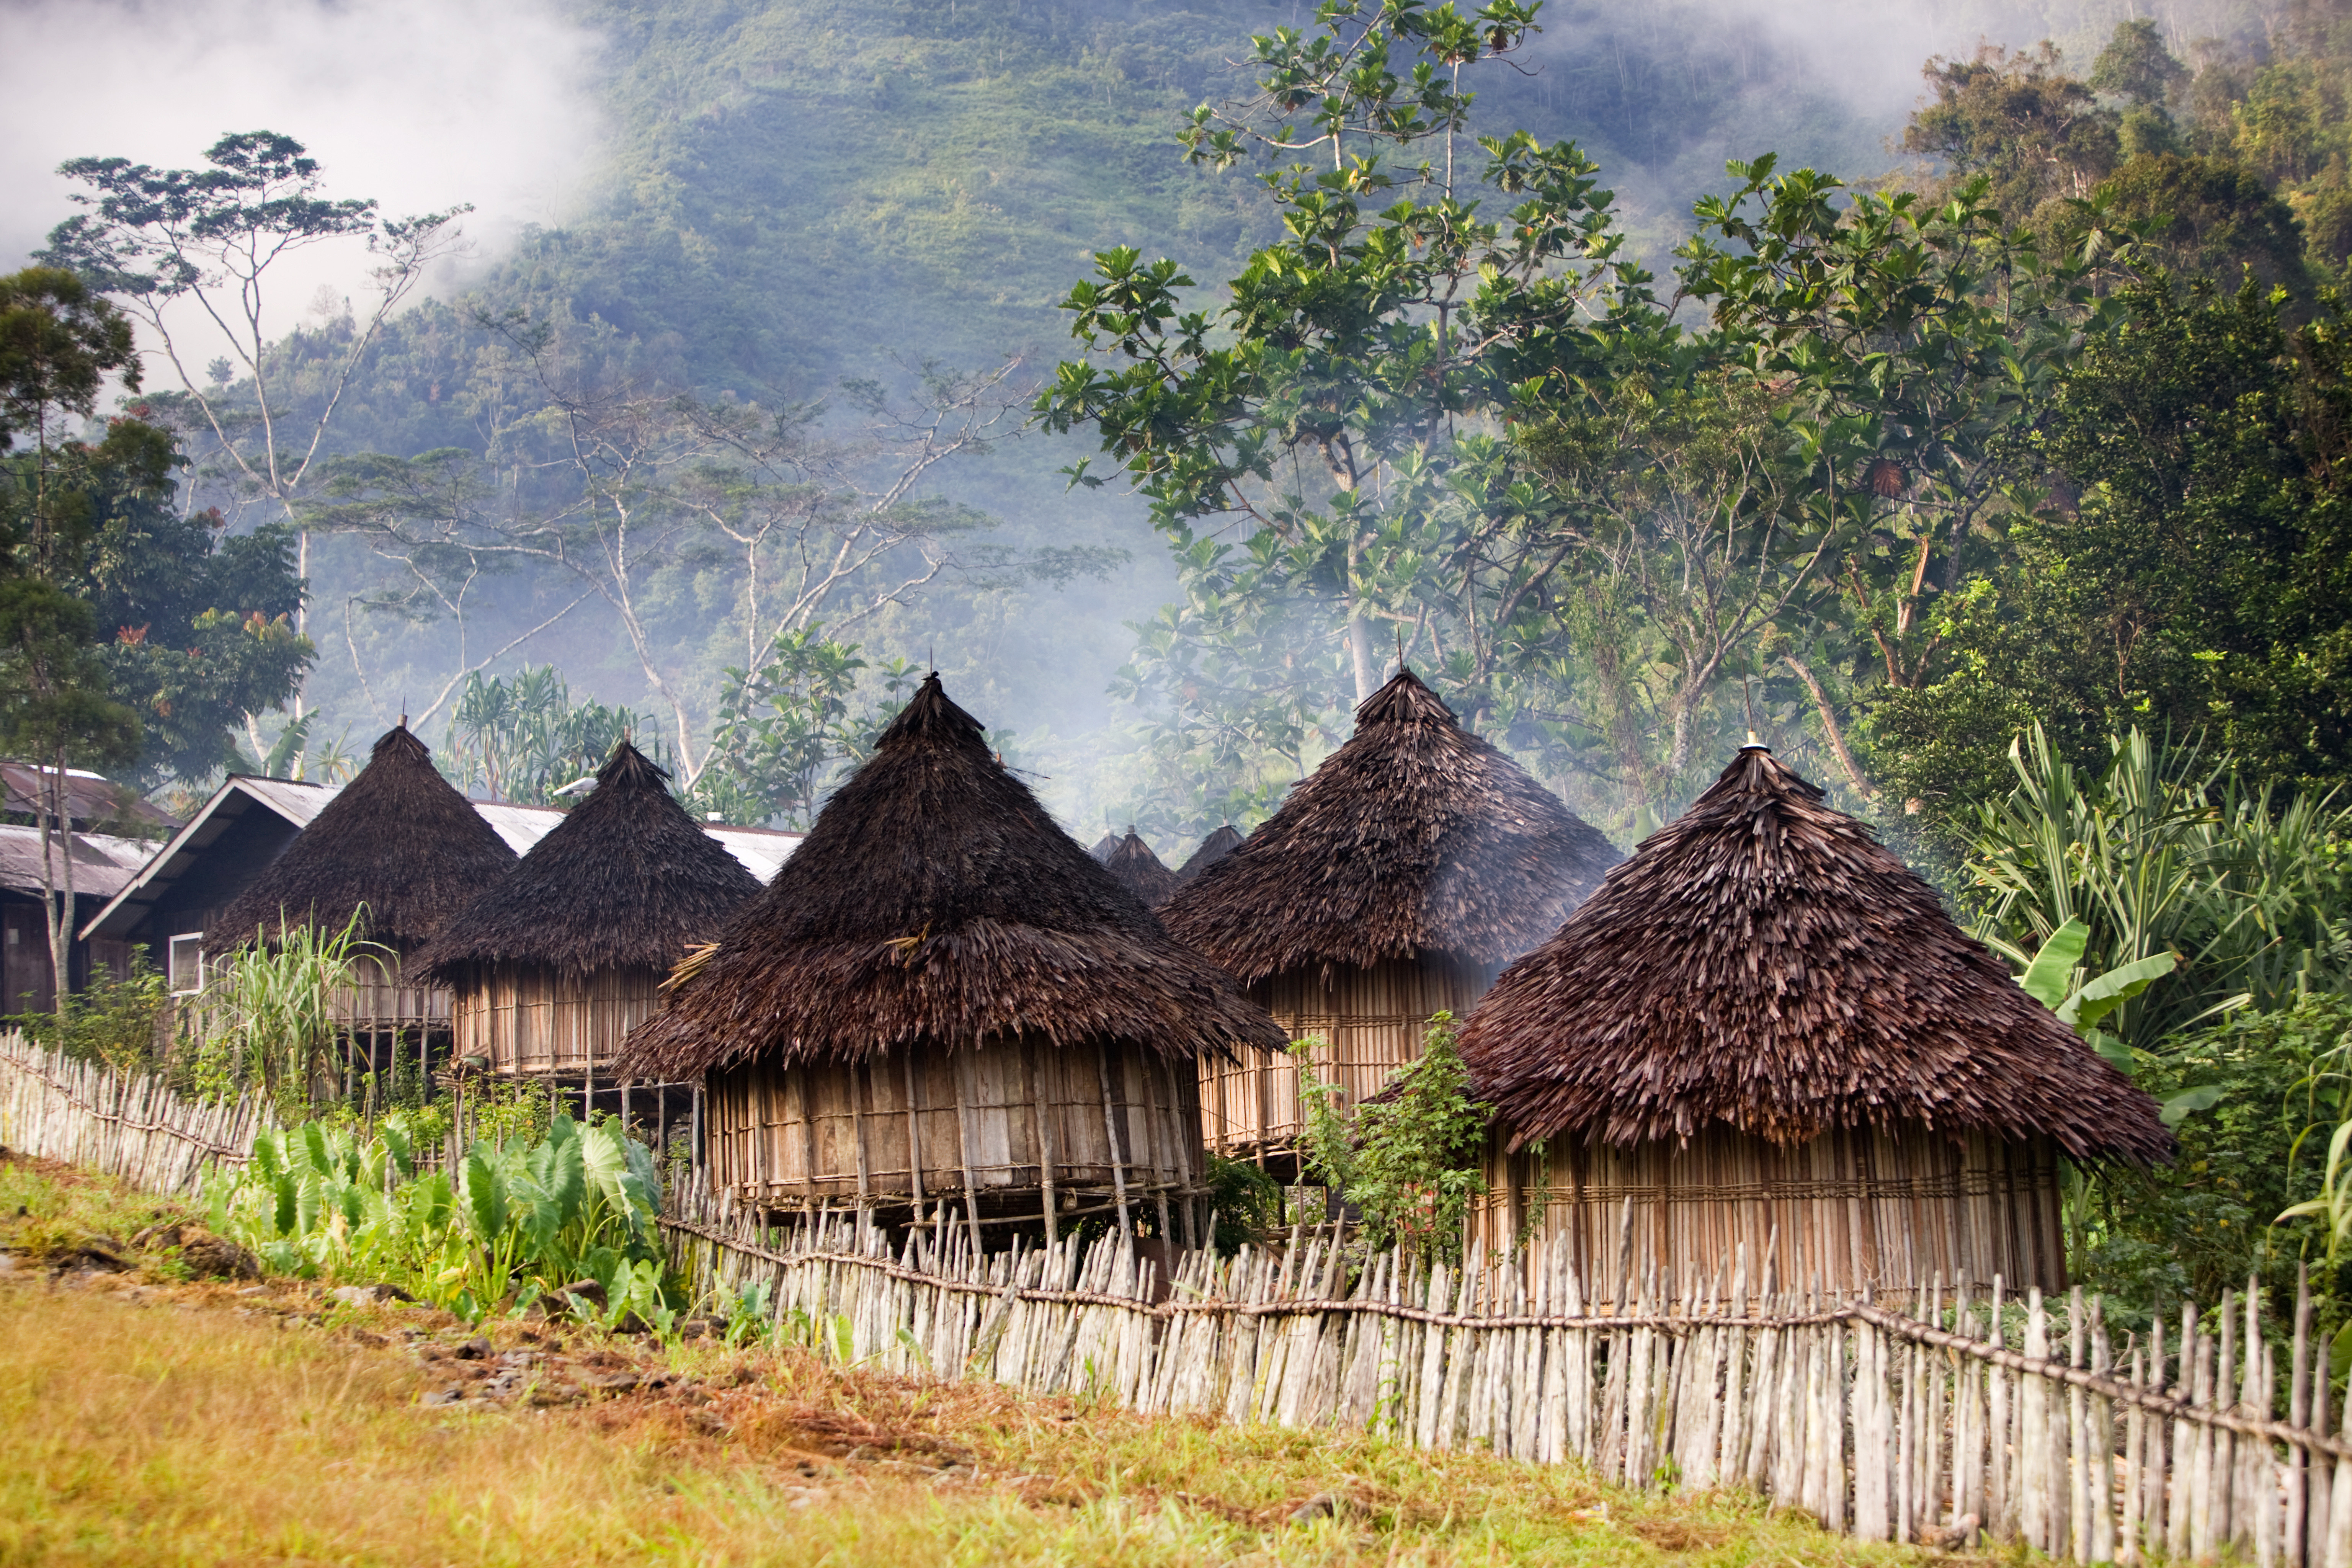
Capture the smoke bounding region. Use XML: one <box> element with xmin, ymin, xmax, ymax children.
<box><xmin>0</xmin><ymin>0</ymin><xmax>608</xmax><ymax>336</ymax></box>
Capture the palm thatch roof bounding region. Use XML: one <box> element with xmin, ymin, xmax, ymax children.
<box><xmin>617</xmin><ymin>675</ymin><xmax>1288</xmax><ymax>1081</ymax></box>
<box><xmin>1176</xmin><ymin>824</ymin><xmax>1244</xmax><ymax>882</ymax></box>
<box><xmin>1089</xmin><ymin>831</ymin><xmax>1120</xmax><ymax>863</ymax></box>
<box><xmin>1161</xmin><ymin>669</ymin><xmax>1620</xmax><ymax>985</ymax></box>
<box><xmin>1102</xmin><ymin>828</ymin><xmax>1178</xmax><ymax>908</ymax></box>
<box><xmin>416</xmin><ymin>743</ymin><xmax>761</xmax><ymax>982</ymax></box>
<box><xmin>208</xmin><ymin>725</ymin><xmax>517</xmax><ymax>956</ymax></box>
<box><xmin>1459</xmin><ymin>745</ymin><xmax>2172</xmax><ymax>1163</ymax></box>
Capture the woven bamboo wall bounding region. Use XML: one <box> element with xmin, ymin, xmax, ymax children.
<box><xmin>448</xmin><ymin>964</ymin><xmax>663</xmax><ymax>1076</ymax></box>
<box><xmin>1198</xmin><ymin>952</ymin><xmax>1494</xmax><ymax>1160</ymax></box>
<box><xmin>1473</xmin><ymin>1125</ymin><xmax>2067</xmax><ymax>1301</ymax></box>
<box><xmin>706</xmin><ymin>1037</ymin><xmax>1204</xmax><ymax>1217</ymax></box>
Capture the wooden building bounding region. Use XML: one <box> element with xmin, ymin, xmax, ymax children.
<box><xmin>206</xmin><ymin>726</ymin><xmax>518</xmax><ymax>1052</ymax></box>
<box><xmin>1161</xmin><ymin>668</ymin><xmax>1619</xmax><ymax>1169</ymax></box>
<box><xmin>418</xmin><ymin>742</ymin><xmax>760</xmax><ymax>1089</ymax></box>
<box><xmin>1457</xmin><ymin>743</ymin><xmax>2173</xmax><ymax>1302</ymax></box>
<box><xmin>1173</xmin><ymin>824</ymin><xmax>1243</xmax><ymax>884</ymax></box>
<box><xmin>1100</xmin><ymin>828</ymin><xmax>1178</xmax><ymax>908</ymax></box>
<box><xmin>619</xmin><ymin>674</ymin><xmax>1286</xmax><ymax>1246</ymax></box>
<box><xmin>0</xmin><ymin>825</ymin><xmax>154</xmax><ymax>1014</ymax></box>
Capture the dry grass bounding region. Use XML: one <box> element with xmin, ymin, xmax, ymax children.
<box><xmin>0</xmin><ymin>1158</ymin><xmax>1961</xmax><ymax>1567</ymax></box>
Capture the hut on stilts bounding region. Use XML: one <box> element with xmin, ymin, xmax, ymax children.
<box><xmin>416</xmin><ymin>741</ymin><xmax>760</xmax><ymax>1139</ymax></box>
<box><xmin>1101</xmin><ymin>828</ymin><xmax>1178</xmax><ymax>908</ymax></box>
<box><xmin>1162</xmin><ymin>668</ymin><xmax>1619</xmax><ymax>1173</ymax></box>
<box><xmin>1457</xmin><ymin>742</ymin><xmax>2172</xmax><ymax>1302</ymax></box>
<box><xmin>1174</xmin><ymin>824</ymin><xmax>1244</xmax><ymax>884</ymax></box>
<box><xmin>617</xmin><ymin>675</ymin><xmax>1287</xmax><ymax>1248</ymax></box>
<box><xmin>207</xmin><ymin>725</ymin><xmax>518</xmax><ymax>1097</ymax></box>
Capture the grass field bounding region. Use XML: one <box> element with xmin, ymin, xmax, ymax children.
<box><xmin>0</xmin><ymin>1155</ymin><xmax>1956</xmax><ymax>1566</ymax></box>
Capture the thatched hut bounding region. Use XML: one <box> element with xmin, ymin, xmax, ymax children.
<box><xmin>209</xmin><ymin>725</ymin><xmax>517</xmax><ymax>1046</ymax></box>
<box><xmin>1458</xmin><ymin>743</ymin><xmax>2172</xmax><ymax>1301</ymax></box>
<box><xmin>1089</xmin><ymin>831</ymin><xmax>1120</xmax><ymax>862</ymax></box>
<box><xmin>1174</xmin><ymin>824</ymin><xmax>1244</xmax><ymax>883</ymax></box>
<box><xmin>618</xmin><ymin>675</ymin><xmax>1287</xmax><ymax>1243</ymax></box>
<box><xmin>1162</xmin><ymin>668</ymin><xmax>1620</xmax><ymax>1167</ymax></box>
<box><xmin>418</xmin><ymin>742</ymin><xmax>760</xmax><ymax>1092</ymax></box>
<box><xmin>1101</xmin><ymin>828</ymin><xmax>1178</xmax><ymax>908</ymax></box>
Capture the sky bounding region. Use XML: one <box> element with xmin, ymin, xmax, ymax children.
<box><xmin>1</xmin><ymin>0</ymin><xmax>609</xmax><ymax>343</ymax></box>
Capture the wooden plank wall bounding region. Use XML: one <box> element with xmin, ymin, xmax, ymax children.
<box><xmin>704</xmin><ymin>1038</ymin><xmax>1203</xmax><ymax>1222</ymax></box>
<box><xmin>448</xmin><ymin>964</ymin><xmax>663</xmax><ymax>1076</ymax></box>
<box><xmin>1476</xmin><ymin>1125</ymin><xmax>2070</xmax><ymax>1301</ymax></box>
<box><xmin>1200</xmin><ymin>953</ymin><xmax>1494</xmax><ymax>1160</ymax></box>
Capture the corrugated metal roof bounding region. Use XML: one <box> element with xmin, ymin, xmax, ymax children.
<box><xmin>79</xmin><ymin>773</ymin><xmax>799</xmax><ymax>939</ymax></box>
<box><xmin>1</xmin><ymin>761</ymin><xmax>179</xmax><ymax>831</ymax></box>
<box><xmin>0</xmin><ymin>825</ymin><xmax>158</xmax><ymax>901</ymax></box>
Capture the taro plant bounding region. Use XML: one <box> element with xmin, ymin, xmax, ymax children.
<box><xmin>207</xmin><ymin>1111</ymin><xmax>672</xmax><ymax>1325</ymax></box>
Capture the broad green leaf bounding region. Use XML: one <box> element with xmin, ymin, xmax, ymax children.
<box><xmin>2061</xmin><ymin>951</ymin><xmax>2178</xmax><ymax>1031</ymax></box>
<box><xmin>2019</xmin><ymin>919</ymin><xmax>2090</xmax><ymax>1009</ymax></box>
<box><xmin>462</xmin><ymin>1150</ymin><xmax>509</xmax><ymax>1239</ymax></box>
<box><xmin>2087</xmin><ymin>1030</ymin><xmax>2136</xmax><ymax>1075</ymax></box>
<box><xmin>2159</xmin><ymin>1085</ymin><xmax>2224</xmax><ymax>1127</ymax></box>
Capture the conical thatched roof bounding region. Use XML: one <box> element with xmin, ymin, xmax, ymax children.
<box><xmin>416</xmin><ymin>743</ymin><xmax>761</xmax><ymax>981</ymax></box>
<box><xmin>617</xmin><ymin>675</ymin><xmax>1288</xmax><ymax>1082</ymax></box>
<box><xmin>1162</xmin><ymin>669</ymin><xmax>1620</xmax><ymax>984</ymax></box>
<box><xmin>208</xmin><ymin>725</ymin><xmax>517</xmax><ymax>956</ymax></box>
<box><xmin>1459</xmin><ymin>746</ymin><xmax>2172</xmax><ymax>1163</ymax></box>
<box><xmin>1176</xmin><ymin>824</ymin><xmax>1244</xmax><ymax>882</ymax></box>
<box><xmin>1101</xmin><ymin>828</ymin><xmax>1178</xmax><ymax>908</ymax></box>
<box><xmin>1089</xmin><ymin>831</ymin><xmax>1120</xmax><ymax>863</ymax></box>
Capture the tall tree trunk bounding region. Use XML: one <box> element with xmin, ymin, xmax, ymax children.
<box><xmin>1783</xmin><ymin>654</ymin><xmax>1876</xmax><ymax>799</ymax></box>
<box><xmin>37</xmin><ymin>758</ymin><xmax>74</xmax><ymax>1020</ymax></box>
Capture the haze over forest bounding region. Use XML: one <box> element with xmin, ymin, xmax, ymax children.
<box><xmin>2</xmin><ymin>0</ymin><xmax>2334</xmax><ymax>844</ymax></box>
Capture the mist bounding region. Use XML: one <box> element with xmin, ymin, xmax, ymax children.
<box><xmin>0</xmin><ymin>0</ymin><xmax>609</xmax><ymax>336</ymax></box>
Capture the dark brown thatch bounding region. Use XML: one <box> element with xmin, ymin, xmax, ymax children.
<box><xmin>416</xmin><ymin>743</ymin><xmax>761</xmax><ymax>981</ymax></box>
<box><xmin>618</xmin><ymin>675</ymin><xmax>1288</xmax><ymax>1081</ymax></box>
<box><xmin>1089</xmin><ymin>831</ymin><xmax>1120</xmax><ymax>863</ymax></box>
<box><xmin>1459</xmin><ymin>745</ymin><xmax>2172</xmax><ymax>1163</ymax></box>
<box><xmin>1162</xmin><ymin>669</ymin><xmax>1620</xmax><ymax>984</ymax></box>
<box><xmin>1102</xmin><ymin>827</ymin><xmax>1178</xmax><ymax>908</ymax></box>
<box><xmin>1175</xmin><ymin>824</ymin><xmax>1244</xmax><ymax>882</ymax></box>
<box><xmin>208</xmin><ymin>725</ymin><xmax>518</xmax><ymax>956</ymax></box>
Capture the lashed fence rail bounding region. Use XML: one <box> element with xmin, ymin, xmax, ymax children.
<box><xmin>0</xmin><ymin>1030</ymin><xmax>267</xmax><ymax>1196</ymax></box>
<box><xmin>665</xmin><ymin>1174</ymin><xmax>2352</xmax><ymax>1565</ymax></box>
<box><xmin>9</xmin><ymin>1029</ymin><xmax>2349</xmax><ymax>1564</ymax></box>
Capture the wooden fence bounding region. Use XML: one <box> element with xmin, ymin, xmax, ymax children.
<box><xmin>0</xmin><ymin>1030</ymin><xmax>267</xmax><ymax>1196</ymax></box>
<box><xmin>13</xmin><ymin>1025</ymin><xmax>2352</xmax><ymax>1565</ymax></box>
<box><xmin>663</xmin><ymin>1176</ymin><xmax>2352</xmax><ymax>1565</ymax></box>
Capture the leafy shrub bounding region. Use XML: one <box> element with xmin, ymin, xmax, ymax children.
<box><xmin>206</xmin><ymin>1111</ymin><xmax>673</xmax><ymax>1326</ymax></box>
<box><xmin>1297</xmin><ymin>1013</ymin><xmax>1490</xmax><ymax>1265</ymax></box>
<box><xmin>1202</xmin><ymin>1152</ymin><xmax>1283</xmax><ymax>1253</ymax></box>
<box><xmin>7</xmin><ymin>953</ymin><xmax>168</xmax><ymax>1073</ymax></box>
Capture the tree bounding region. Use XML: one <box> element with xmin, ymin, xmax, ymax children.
<box><xmin>1870</xmin><ymin>277</ymin><xmax>2352</xmax><ymax>819</ymax></box>
<box><xmin>1039</xmin><ymin>0</ymin><xmax>1659</xmax><ymax>827</ymax></box>
<box><xmin>0</xmin><ymin>268</ymin><xmax>145</xmax><ymax>1015</ymax></box>
<box><xmin>1903</xmin><ymin>42</ymin><xmax>2120</xmax><ymax>219</ymax></box>
<box><xmin>39</xmin><ymin>131</ymin><xmax>467</xmax><ymax>761</ymax></box>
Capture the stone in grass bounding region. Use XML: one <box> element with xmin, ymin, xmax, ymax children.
<box><xmin>328</xmin><ymin>1283</ymin><xmax>417</xmax><ymax>1307</ymax></box>
<box><xmin>177</xmin><ymin>1230</ymin><xmax>261</xmax><ymax>1281</ymax></box>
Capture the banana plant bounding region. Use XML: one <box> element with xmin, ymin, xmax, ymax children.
<box><xmin>2017</xmin><ymin>918</ymin><xmax>2210</xmax><ymax>1124</ymax></box>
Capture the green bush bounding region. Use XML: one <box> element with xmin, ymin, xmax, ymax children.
<box><xmin>2079</xmin><ymin>994</ymin><xmax>2352</xmax><ymax>1326</ymax></box>
<box><xmin>6</xmin><ymin>953</ymin><xmax>168</xmax><ymax>1073</ymax></box>
<box><xmin>1297</xmin><ymin>1013</ymin><xmax>1490</xmax><ymax>1266</ymax></box>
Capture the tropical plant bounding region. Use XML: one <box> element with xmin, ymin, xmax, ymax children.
<box><xmin>207</xmin><ymin>1111</ymin><xmax>670</xmax><ymax>1326</ymax></box>
<box><xmin>1969</xmin><ymin>725</ymin><xmax>2352</xmax><ymax>1050</ymax></box>
<box><xmin>1296</xmin><ymin>1012</ymin><xmax>1490</xmax><ymax>1264</ymax></box>
<box><xmin>5</xmin><ymin>952</ymin><xmax>170</xmax><ymax>1075</ymax></box>
<box><xmin>193</xmin><ymin>908</ymin><xmax>381</xmax><ymax>1110</ymax></box>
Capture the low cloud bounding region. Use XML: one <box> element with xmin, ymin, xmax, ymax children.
<box><xmin>1</xmin><ymin>0</ymin><xmax>608</xmax><ymax>338</ymax></box>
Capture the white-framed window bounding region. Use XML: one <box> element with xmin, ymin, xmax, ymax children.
<box><xmin>167</xmin><ymin>933</ymin><xmax>205</xmax><ymax>996</ymax></box>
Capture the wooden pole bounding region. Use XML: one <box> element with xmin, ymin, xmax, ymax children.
<box><xmin>1098</xmin><ymin>1044</ymin><xmax>1131</xmax><ymax>1239</ymax></box>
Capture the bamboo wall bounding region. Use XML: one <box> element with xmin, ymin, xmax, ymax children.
<box><xmin>1199</xmin><ymin>952</ymin><xmax>1494</xmax><ymax>1161</ymax></box>
<box><xmin>706</xmin><ymin>1037</ymin><xmax>1204</xmax><ymax>1228</ymax></box>
<box><xmin>448</xmin><ymin>963</ymin><xmax>662</xmax><ymax>1076</ymax></box>
<box><xmin>1475</xmin><ymin>1125</ymin><xmax>2068</xmax><ymax>1302</ymax></box>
